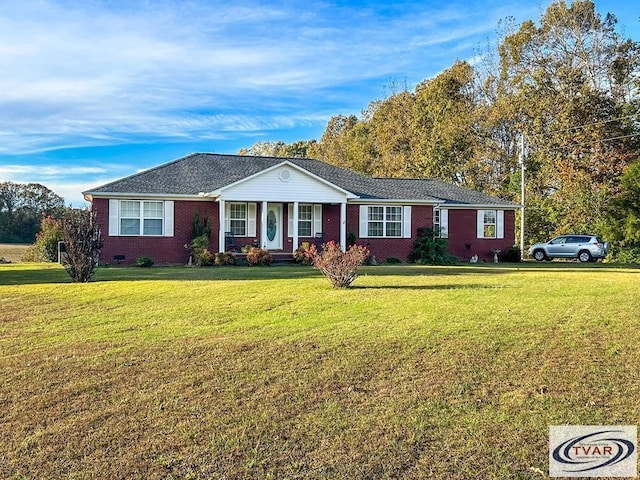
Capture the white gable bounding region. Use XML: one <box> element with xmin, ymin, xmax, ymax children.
<box><xmin>218</xmin><ymin>162</ymin><xmax>354</xmax><ymax>203</ymax></box>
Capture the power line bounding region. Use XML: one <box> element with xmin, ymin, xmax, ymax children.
<box><xmin>526</xmin><ymin>113</ymin><xmax>640</xmax><ymax>138</ymax></box>
<box><xmin>527</xmin><ymin>131</ymin><xmax>640</xmax><ymax>154</ymax></box>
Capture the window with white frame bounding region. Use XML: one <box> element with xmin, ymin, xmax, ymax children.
<box><xmin>433</xmin><ymin>208</ymin><xmax>448</xmax><ymax>238</ymax></box>
<box><xmin>367</xmin><ymin>205</ymin><xmax>402</xmax><ymax>237</ymax></box>
<box><xmin>119</xmin><ymin>200</ymin><xmax>164</xmax><ymax>236</ymax></box>
<box><xmin>287</xmin><ymin>203</ymin><xmax>321</xmax><ymax>238</ymax></box>
<box><xmin>298</xmin><ymin>204</ymin><xmax>313</xmax><ymax>237</ymax></box>
<box><xmin>482</xmin><ymin>210</ymin><xmax>496</xmax><ymax>238</ymax></box>
<box><xmin>228</xmin><ymin>202</ymin><xmax>247</xmax><ymax>236</ymax></box>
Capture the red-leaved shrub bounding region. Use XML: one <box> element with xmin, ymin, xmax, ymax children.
<box><xmin>246</xmin><ymin>247</ymin><xmax>272</xmax><ymax>266</ymax></box>
<box><xmin>309</xmin><ymin>241</ymin><xmax>369</xmax><ymax>288</ymax></box>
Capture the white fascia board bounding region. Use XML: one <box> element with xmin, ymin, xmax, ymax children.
<box><xmin>210</xmin><ymin>161</ymin><xmax>358</xmax><ymax>199</ymax></box>
<box><xmin>442</xmin><ymin>203</ymin><xmax>523</xmax><ymax>209</ymax></box>
<box><xmin>348</xmin><ymin>198</ymin><xmax>441</xmax><ymax>205</ymax></box>
<box><xmin>84</xmin><ymin>192</ymin><xmax>215</xmax><ymax>202</ymax></box>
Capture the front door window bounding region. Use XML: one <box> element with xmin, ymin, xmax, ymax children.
<box><xmin>267</xmin><ymin>210</ymin><xmax>277</xmax><ymax>241</ymax></box>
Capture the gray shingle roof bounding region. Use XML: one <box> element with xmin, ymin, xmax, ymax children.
<box><xmin>84</xmin><ymin>153</ymin><xmax>519</xmax><ymax>207</ymax></box>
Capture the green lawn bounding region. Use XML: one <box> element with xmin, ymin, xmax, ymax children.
<box><xmin>1</xmin><ymin>263</ymin><xmax>639</xmax><ymax>479</ymax></box>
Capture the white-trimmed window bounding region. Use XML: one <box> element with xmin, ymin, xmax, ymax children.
<box><xmin>119</xmin><ymin>200</ymin><xmax>163</xmax><ymax>236</ymax></box>
<box><xmin>477</xmin><ymin>210</ymin><xmax>504</xmax><ymax>239</ymax></box>
<box><xmin>298</xmin><ymin>204</ymin><xmax>313</xmax><ymax>237</ymax></box>
<box><xmin>287</xmin><ymin>204</ymin><xmax>322</xmax><ymax>237</ymax></box>
<box><xmin>433</xmin><ymin>208</ymin><xmax>449</xmax><ymax>238</ymax></box>
<box><xmin>359</xmin><ymin>205</ymin><xmax>411</xmax><ymax>238</ymax></box>
<box><xmin>109</xmin><ymin>199</ymin><xmax>173</xmax><ymax>237</ymax></box>
<box><xmin>483</xmin><ymin>210</ymin><xmax>496</xmax><ymax>238</ymax></box>
<box><xmin>229</xmin><ymin>202</ymin><xmax>247</xmax><ymax>236</ymax></box>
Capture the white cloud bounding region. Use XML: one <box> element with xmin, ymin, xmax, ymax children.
<box><xmin>0</xmin><ymin>165</ymin><xmax>107</xmax><ymax>176</ymax></box>
<box><xmin>0</xmin><ymin>0</ymin><xmax>547</xmax><ymax>155</ymax></box>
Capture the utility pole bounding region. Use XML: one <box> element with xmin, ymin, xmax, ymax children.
<box><xmin>519</xmin><ymin>134</ymin><xmax>526</xmax><ymax>259</ymax></box>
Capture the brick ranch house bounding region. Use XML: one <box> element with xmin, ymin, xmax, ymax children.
<box><xmin>83</xmin><ymin>153</ymin><xmax>521</xmax><ymax>265</ymax></box>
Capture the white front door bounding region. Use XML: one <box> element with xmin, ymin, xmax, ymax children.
<box><xmin>265</xmin><ymin>203</ymin><xmax>283</xmax><ymax>250</ymax></box>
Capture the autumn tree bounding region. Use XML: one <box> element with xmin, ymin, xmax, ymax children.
<box><xmin>603</xmin><ymin>159</ymin><xmax>640</xmax><ymax>260</ymax></box>
<box><xmin>238</xmin><ymin>140</ymin><xmax>317</xmax><ymax>158</ymax></box>
<box><xmin>495</xmin><ymin>0</ymin><xmax>640</xmax><ymax>242</ymax></box>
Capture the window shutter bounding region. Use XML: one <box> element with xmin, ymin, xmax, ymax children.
<box><xmin>163</xmin><ymin>201</ymin><xmax>174</xmax><ymax>237</ymax></box>
<box><xmin>497</xmin><ymin>210</ymin><xmax>504</xmax><ymax>239</ymax></box>
<box><xmin>247</xmin><ymin>203</ymin><xmax>257</xmax><ymax>237</ymax></box>
<box><xmin>402</xmin><ymin>206</ymin><xmax>412</xmax><ymax>238</ymax></box>
<box><xmin>477</xmin><ymin>210</ymin><xmax>484</xmax><ymax>238</ymax></box>
<box><xmin>313</xmin><ymin>204</ymin><xmax>322</xmax><ymax>235</ymax></box>
<box><xmin>359</xmin><ymin>205</ymin><xmax>368</xmax><ymax>238</ymax></box>
<box><xmin>287</xmin><ymin>204</ymin><xmax>293</xmax><ymax>237</ymax></box>
<box><xmin>109</xmin><ymin>199</ymin><xmax>119</xmax><ymax>236</ymax></box>
<box><xmin>441</xmin><ymin>208</ymin><xmax>449</xmax><ymax>238</ymax></box>
<box><xmin>224</xmin><ymin>204</ymin><xmax>230</xmax><ymax>232</ymax></box>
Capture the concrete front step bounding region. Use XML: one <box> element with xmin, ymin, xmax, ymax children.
<box><xmin>233</xmin><ymin>252</ymin><xmax>295</xmax><ymax>264</ymax></box>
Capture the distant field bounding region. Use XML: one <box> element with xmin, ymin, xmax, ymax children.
<box><xmin>0</xmin><ymin>243</ymin><xmax>29</xmax><ymax>263</ymax></box>
<box><xmin>1</xmin><ymin>263</ymin><xmax>639</xmax><ymax>479</ymax></box>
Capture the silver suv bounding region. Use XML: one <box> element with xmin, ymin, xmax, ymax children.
<box><xmin>528</xmin><ymin>235</ymin><xmax>609</xmax><ymax>262</ymax></box>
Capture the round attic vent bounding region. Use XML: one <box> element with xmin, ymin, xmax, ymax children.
<box><xmin>278</xmin><ymin>168</ymin><xmax>291</xmax><ymax>182</ymax></box>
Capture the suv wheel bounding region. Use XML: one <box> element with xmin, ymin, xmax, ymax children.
<box><xmin>578</xmin><ymin>250</ymin><xmax>592</xmax><ymax>263</ymax></box>
<box><xmin>533</xmin><ymin>249</ymin><xmax>546</xmax><ymax>261</ymax></box>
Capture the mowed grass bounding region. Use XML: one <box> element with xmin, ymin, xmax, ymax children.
<box><xmin>1</xmin><ymin>263</ymin><xmax>639</xmax><ymax>479</ymax></box>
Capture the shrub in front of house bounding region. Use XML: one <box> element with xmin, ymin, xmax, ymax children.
<box><xmin>246</xmin><ymin>247</ymin><xmax>272</xmax><ymax>266</ymax></box>
<box><xmin>293</xmin><ymin>246</ymin><xmax>314</xmax><ymax>266</ymax></box>
<box><xmin>407</xmin><ymin>227</ymin><xmax>457</xmax><ymax>265</ymax></box>
<box><xmin>189</xmin><ymin>234</ymin><xmax>213</xmax><ymax>266</ymax></box>
<box><xmin>214</xmin><ymin>252</ymin><xmax>235</xmax><ymax>266</ymax></box>
<box><xmin>385</xmin><ymin>257</ymin><xmax>402</xmax><ymax>264</ymax></box>
<box><xmin>135</xmin><ymin>256</ymin><xmax>154</xmax><ymax>267</ymax></box>
<box><xmin>502</xmin><ymin>245</ymin><xmax>522</xmax><ymax>262</ymax></box>
<box><xmin>309</xmin><ymin>241</ymin><xmax>369</xmax><ymax>289</ymax></box>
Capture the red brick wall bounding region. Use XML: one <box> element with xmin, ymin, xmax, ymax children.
<box><xmin>322</xmin><ymin>204</ymin><xmax>341</xmax><ymax>245</ymax></box>
<box><xmin>92</xmin><ymin>198</ymin><xmax>219</xmax><ymax>265</ymax></box>
<box><xmin>347</xmin><ymin>205</ymin><xmax>516</xmax><ymax>263</ymax></box>
<box><xmin>348</xmin><ymin>204</ymin><xmax>432</xmax><ymax>262</ymax></box>
<box><xmin>447</xmin><ymin>209</ymin><xmax>517</xmax><ymax>262</ymax></box>
<box><xmin>94</xmin><ymin>198</ymin><xmax>517</xmax><ymax>264</ymax></box>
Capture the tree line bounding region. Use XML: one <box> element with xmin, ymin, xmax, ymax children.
<box><xmin>240</xmin><ymin>1</ymin><xmax>640</xmax><ymax>260</ymax></box>
<box><xmin>0</xmin><ymin>182</ymin><xmax>64</xmax><ymax>243</ymax></box>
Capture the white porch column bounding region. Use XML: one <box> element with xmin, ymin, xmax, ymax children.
<box><xmin>218</xmin><ymin>199</ymin><xmax>226</xmax><ymax>252</ymax></box>
<box><xmin>292</xmin><ymin>201</ymin><xmax>299</xmax><ymax>253</ymax></box>
<box><xmin>261</xmin><ymin>201</ymin><xmax>268</xmax><ymax>249</ymax></box>
<box><xmin>340</xmin><ymin>202</ymin><xmax>347</xmax><ymax>249</ymax></box>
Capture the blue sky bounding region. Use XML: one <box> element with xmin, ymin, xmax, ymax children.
<box><xmin>1</xmin><ymin>0</ymin><xmax>638</xmax><ymax>206</ymax></box>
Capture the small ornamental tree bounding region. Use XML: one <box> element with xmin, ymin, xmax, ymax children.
<box><xmin>61</xmin><ymin>209</ymin><xmax>103</xmax><ymax>282</ymax></box>
<box><xmin>309</xmin><ymin>241</ymin><xmax>369</xmax><ymax>288</ymax></box>
<box><xmin>23</xmin><ymin>214</ymin><xmax>63</xmax><ymax>262</ymax></box>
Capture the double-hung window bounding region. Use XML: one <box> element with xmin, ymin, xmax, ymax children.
<box><xmin>119</xmin><ymin>200</ymin><xmax>164</xmax><ymax>236</ymax></box>
<box><xmin>482</xmin><ymin>210</ymin><xmax>496</xmax><ymax>238</ymax></box>
<box><xmin>287</xmin><ymin>204</ymin><xmax>321</xmax><ymax>238</ymax></box>
<box><xmin>298</xmin><ymin>204</ymin><xmax>313</xmax><ymax>237</ymax></box>
<box><xmin>228</xmin><ymin>203</ymin><xmax>247</xmax><ymax>236</ymax></box>
<box><xmin>433</xmin><ymin>208</ymin><xmax>449</xmax><ymax>238</ymax></box>
<box><xmin>476</xmin><ymin>210</ymin><xmax>504</xmax><ymax>239</ymax></box>
<box><xmin>365</xmin><ymin>206</ymin><xmax>403</xmax><ymax>237</ymax></box>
